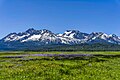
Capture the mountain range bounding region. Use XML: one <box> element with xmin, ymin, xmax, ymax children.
<box><xmin>0</xmin><ymin>28</ymin><xmax>120</xmax><ymax>51</ymax></box>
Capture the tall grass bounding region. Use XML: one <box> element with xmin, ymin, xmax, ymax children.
<box><xmin>0</xmin><ymin>51</ymin><xmax>120</xmax><ymax>80</ymax></box>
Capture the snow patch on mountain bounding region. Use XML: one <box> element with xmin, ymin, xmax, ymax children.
<box><xmin>2</xmin><ymin>28</ymin><xmax>120</xmax><ymax>45</ymax></box>
<box><xmin>4</xmin><ymin>33</ymin><xmax>30</xmax><ymax>42</ymax></box>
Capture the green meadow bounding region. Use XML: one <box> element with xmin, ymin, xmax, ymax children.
<box><xmin>0</xmin><ymin>51</ymin><xmax>120</xmax><ymax>80</ymax></box>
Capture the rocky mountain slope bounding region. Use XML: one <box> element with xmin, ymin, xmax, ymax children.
<box><xmin>1</xmin><ymin>28</ymin><xmax>120</xmax><ymax>45</ymax></box>
<box><xmin>1</xmin><ymin>28</ymin><xmax>120</xmax><ymax>51</ymax></box>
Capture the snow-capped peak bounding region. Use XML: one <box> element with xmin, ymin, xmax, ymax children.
<box><xmin>62</xmin><ymin>30</ymin><xmax>89</xmax><ymax>39</ymax></box>
<box><xmin>26</xmin><ymin>28</ymin><xmax>36</xmax><ymax>33</ymax></box>
<box><xmin>21</xmin><ymin>29</ymin><xmax>56</xmax><ymax>42</ymax></box>
<box><xmin>87</xmin><ymin>32</ymin><xmax>109</xmax><ymax>41</ymax></box>
<box><xmin>2</xmin><ymin>28</ymin><xmax>120</xmax><ymax>45</ymax></box>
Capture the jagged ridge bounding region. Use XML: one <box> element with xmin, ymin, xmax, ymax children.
<box><xmin>1</xmin><ymin>28</ymin><xmax>120</xmax><ymax>45</ymax></box>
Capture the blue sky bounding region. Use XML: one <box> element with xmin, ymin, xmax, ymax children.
<box><xmin>0</xmin><ymin>0</ymin><xmax>120</xmax><ymax>38</ymax></box>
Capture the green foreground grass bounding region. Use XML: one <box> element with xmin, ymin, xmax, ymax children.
<box><xmin>0</xmin><ymin>51</ymin><xmax>120</xmax><ymax>80</ymax></box>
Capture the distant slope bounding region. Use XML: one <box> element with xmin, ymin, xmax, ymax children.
<box><xmin>0</xmin><ymin>28</ymin><xmax>120</xmax><ymax>51</ymax></box>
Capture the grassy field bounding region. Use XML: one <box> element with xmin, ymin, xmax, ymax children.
<box><xmin>0</xmin><ymin>51</ymin><xmax>120</xmax><ymax>80</ymax></box>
